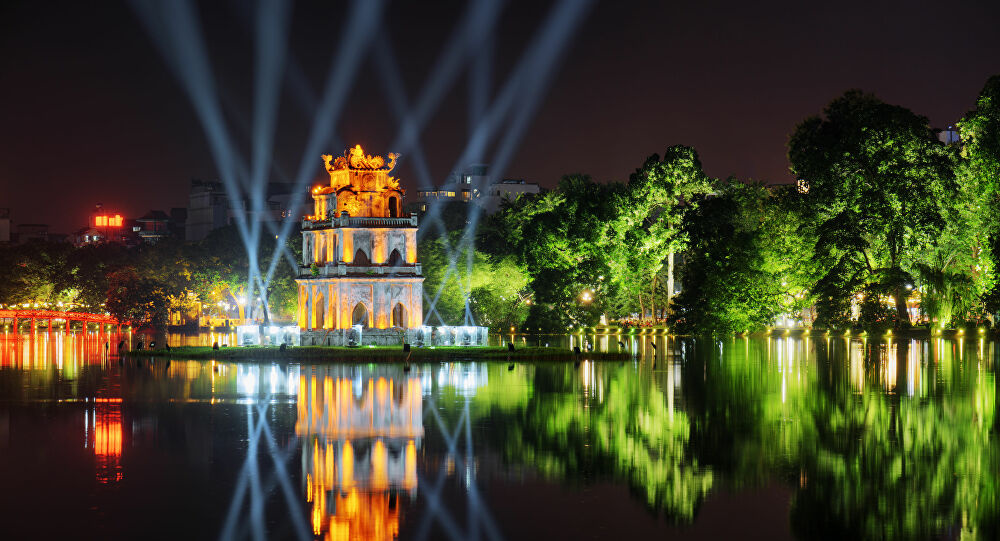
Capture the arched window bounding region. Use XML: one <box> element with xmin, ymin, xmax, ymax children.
<box><xmin>352</xmin><ymin>303</ymin><xmax>369</xmax><ymax>328</ymax></box>
<box><xmin>391</xmin><ymin>303</ymin><xmax>406</xmax><ymax>328</ymax></box>
<box><xmin>388</xmin><ymin>196</ymin><xmax>398</xmax><ymax>217</ymax></box>
<box><xmin>387</xmin><ymin>248</ymin><xmax>402</xmax><ymax>267</ymax></box>
<box><xmin>353</xmin><ymin>248</ymin><xmax>370</xmax><ymax>266</ymax></box>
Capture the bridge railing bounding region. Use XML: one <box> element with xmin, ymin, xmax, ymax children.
<box><xmin>0</xmin><ymin>309</ymin><xmax>119</xmax><ymax>325</ymax></box>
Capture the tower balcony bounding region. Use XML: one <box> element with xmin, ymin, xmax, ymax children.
<box><xmin>302</xmin><ymin>214</ymin><xmax>418</xmax><ymax>230</ymax></box>
<box><xmin>299</xmin><ymin>262</ymin><xmax>422</xmax><ymax>278</ymax></box>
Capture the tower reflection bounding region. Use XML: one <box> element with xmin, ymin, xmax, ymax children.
<box><xmin>297</xmin><ymin>370</ymin><xmax>421</xmax><ymax>540</ymax></box>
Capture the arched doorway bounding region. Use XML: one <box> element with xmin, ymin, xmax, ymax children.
<box><xmin>313</xmin><ymin>290</ymin><xmax>325</xmax><ymax>329</ymax></box>
<box><xmin>387</xmin><ymin>249</ymin><xmax>402</xmax><ymax>266</ymax></box>
<box><xmin>352</xmin><ymin>302</ymin><xmax>369</xmax><ymax>328</ymax></box>
<box><xmin>353</xmin><ymin>248</ymin><xmax>370</xmax><ymax>265</ymax></box>
<box><xmin>388</xmin><ymin>196</ymin><xmax>398</xmax><ymax>217</ymax></box>
<box><xmin>391</xmin><ymin>302</ymin><xmax>406</xmax><ymax>328</ymax></box>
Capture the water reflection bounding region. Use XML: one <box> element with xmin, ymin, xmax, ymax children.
<box><xmin>87</xmin><ymin>398</ymin><xmax>123</xmax><ymax>484</ymax></box>
<box><xmin>0</xmin><ymin>333</ymin><xmax>995</xmax><ymax>540</ymax></box>
<box><xmin>296</xmin><ymin>370</ymin><xmax>421</xmax><ymax>540</ymax></box>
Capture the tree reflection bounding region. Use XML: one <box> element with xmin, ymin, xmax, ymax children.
<box><xmin>481</xmin><ymin>362</ymin><xmax>712</xmax><ymax>522</ymax></box>
<box><xmin>790</xmin><ymin>338</ymin><xmax>999</xmax><ymax>540</ymax></box>
<box><xmin>683</xmin><ymin>336</ymin><xmax>814</xmax><ymax>487</ymax></box>
<box><xmin>601</xmin><ymin>335</ymin><xmax>999</xmax><ymax>538</ymax></box>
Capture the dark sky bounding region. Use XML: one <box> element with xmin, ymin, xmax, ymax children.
<box><xmin>2</xmin><ymin>0</ymin><xmax>999</xmax><ymax>233</ymax></box>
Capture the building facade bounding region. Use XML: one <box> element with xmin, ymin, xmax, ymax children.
<box><xmin>185</xmin><ymin>179</ymin><xmax>305</xmax><ymax>241</ymax></box>
<box><xmin>296</xmin><ymin>145</ymin><xmax>423</xmax><ymax>345</ymax></box>
<box><xmin>410</xmin><ymin>164</ymin><xmax>540</xmax><ymax>213</ymax></box>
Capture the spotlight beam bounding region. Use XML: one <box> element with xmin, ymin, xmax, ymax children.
<box><xmin>219</xmin><ymin>404</ymin><xmax>267</xmax><ymax>540</ymax></box>
<box><xmin>372</xmin><ymin>40</ymin><xmax>437</xmax><ymax>192</ymax></box>
<box><xmin>246</xmin><ymin>403</ymin><xmax>267</xmax><ymax>541</ymax></box>
<box><xmin>257</xmin><ymin>404</ymin><xmax>312</xmax><ymax>541</ymax></box>
<box><xmin>390</xmin><ymin>0</ymin><xmax>505</xmax><ymax>163</ymax></box>
<box><xmin>412</xmin><ymin>396</ymin><xmax>503</xmax><ymax>541</ymax></box>
<box><xmin>131</xmin><ymin>0</ymin><xmax>255</xmax><ymax>251</ymax></box>
<box><xmin>424</xmin><ymin>0</ymin><xmax>595</xmax><ymax>319</ymax></box>
<box><xmin>246</xmin><ymin>0</ymin><xmax>292</xmax><ymax>319</ymax></box>
<box><xmin>442</xmin><ymin>0</ymin><xmax>596</xmax><ymax>177</ymax></box>
<box><xmin>487</xmin><ymin>0</ymin><xmax>592</xmax><ymax>181</ymax></box>
<box><xmin>248</xmin><ymin>0</ymin><xmax>291</xmax><ymax>247</ymax></box>
<box><xmin>468</xmin><ymin>31</ymin><xmax>493</xmax><ymax>135</ymax></box>
<box><xmin>387</xmin><ymin>0</ymin><xmax>501</xmax><ymax>262</ymax></box>
<box><xmin>372</xmin><ymin>40</ymin><xmax>461</xmax><ymax>262</ymax></box>
<box><xmin>261</xmin><ymin>0</ymin><xmax>386</xmax><ymax>290</ymax></box>
<box><xmin>132</xmin><ymin>0</ymin><xmax>281</xmax><ymax>319</ymax></box>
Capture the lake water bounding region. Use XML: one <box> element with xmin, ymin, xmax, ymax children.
<box><xmin>0</xmin><ymin>332</ymin><xmax>996</xmax><ymax>540</ymax></box>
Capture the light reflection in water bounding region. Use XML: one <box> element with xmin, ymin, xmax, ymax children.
<box><xmin>88</xmin><ymin>399</ymin><xmax>123</xmax><ymax>484</ymax></box>
<box><xmin>296</xmin><ymin>370</ymin><xmax>421</xmax><ymax>540</ymax></box>
<box><xmin>0</xmin><ymin>333</ymin><xmax>992</xmax><ymax>540</ymax></box>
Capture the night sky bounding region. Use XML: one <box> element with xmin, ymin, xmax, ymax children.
<box><xmin>2</xmin><ymin>0</ymin><xmax>999</xmax><ymax>233</ymax></box>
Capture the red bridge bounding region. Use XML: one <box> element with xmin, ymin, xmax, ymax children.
<box><xmin>0</xmin><ymin>309</ymin><xmax>122</xmax><ymax>333</ymax></box>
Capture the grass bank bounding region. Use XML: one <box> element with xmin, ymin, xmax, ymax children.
<box><xmin>140</xmin><ymin>345</ymin><xmax>628</xmax><ymax>363</ymax></box>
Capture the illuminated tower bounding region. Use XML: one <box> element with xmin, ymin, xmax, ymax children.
<box><xmin>296</xmin><ymin>145</ymin><xmax>423</xmax><ymax>345</ymax></box>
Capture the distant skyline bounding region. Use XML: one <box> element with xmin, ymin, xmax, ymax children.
<box><xmin>2</xmin><ymin>0</ymin><xmax>999</xmax><ymax>233</ymax></box>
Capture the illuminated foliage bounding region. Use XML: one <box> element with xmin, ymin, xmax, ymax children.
<box><xmin>418</xmin><ymin>234</ymin><xmax>531</xmax><ymax>329</ymax></box>
<box><xmin>501</xmin><ymin>175</ymin><xmax>619</xmax><ymax>329</ymax></box>
<box><xmin>0</xmin><ymin>223</ymin><xmax>300</xmax><ymax>324</ymax></box>
<box><xmin>105</xmin><ymin>266</ymin><xmax>173</xmax><ymax>327</ymax></box>
<box><xmin>670</xmin><ymin>181</ymin><xmax>817</xmax><ymax>333</ymax></box>
<box><xmin>959</xmin><ymin>75</ymin><xmax>1000</xmax><ymax>317</ymax></box>
<box><xmin>607</xmin><ymin>146</ymin><xmax>712</xmax><ymax>318</ymax></box>
<box><xmin>790</xmin><ymin>90</ymin><xmax>956</xmax><ymax>327</ymax></box>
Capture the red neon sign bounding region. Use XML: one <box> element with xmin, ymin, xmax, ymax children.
<box><xmin>95</xmin><ymin>215</ymin><xmax>123</xmax><ymax>227</ymax></box>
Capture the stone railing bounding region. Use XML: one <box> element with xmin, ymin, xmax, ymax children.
<box><xmin>302</xmin><ymin>214</ymin><xmax>418</xmax><ymax>230</ymax></box>
<box><xmin>300</xmin><ymin>263</ymin><xmax>422</xmax><ymax>277</ymax></box>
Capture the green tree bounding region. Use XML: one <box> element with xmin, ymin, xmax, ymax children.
<box><xmin>610</xmin><ymin>146</ymin><xmax>712</xmax><ymax>319</ymax></box>
<box><xmin>670</xmin><ymin>180</ymin><xmax>816</xmax><ymax>334</ymax></box>
<box><xmin>502</xmin><ymin>175</ymin><xmax>620</xmax><ymax>330</ymax></box>
<box><xmin>468</xmin><ymin>255</ymin><xmax>531</xmax><ymax>331</ymax></box>
<box><xmin>105</xmin><ymin>267</ymin><xmax>173</xmax><ymax>328</ymax></box>
<box><xmin>419</xmin><ymin>233</ymin><xmax>531</xmax><ymax>329</ymax></box>
<box><xmin>790</xmin><ymin>90</ymin><xmax>955</xmax><ymax>328</ymax></box>
<box><xmin>57</xmin><ymin>242</ymin><xmax>132</xmax><ymax>309</ymax></box>
<box><xmin>0</xmin><ymin>242</ymin><xmax>74</xmax><ymax>306</ymax></box>
<box><xmin>958</xmin><ymin>75</ymin><xmax>1000</xmax><ymax>321</ymax></box>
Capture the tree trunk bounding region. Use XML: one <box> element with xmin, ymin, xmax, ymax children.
<box><xmin>666</xmin><ymin>249</ymin><xmax>675</xmax><ymax>317</ymax></box>
<box><xmin>650</xmin><ymin>275</ymin><xmax>656</xmax><ymax>322</ymax></box>
<box><xmin>638</xmin><ymin>294</ymin><xmax>644</xmax><ymax>321</ymax></box>
<box><xmin>895</xmin><ymin>285</ymin><xmax>910</xmax><ymax>327</ymax></box>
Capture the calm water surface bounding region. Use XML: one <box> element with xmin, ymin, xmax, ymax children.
<box><xmin>0</xmin><ymin>333</ymin><xmax>996</xmax><ymax>540</ymax></box>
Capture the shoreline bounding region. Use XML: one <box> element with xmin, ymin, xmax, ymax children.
<box><xmin>139</xmin><ymin>345</ymin><xmax>630</xmax><ymax>362</ymax></box>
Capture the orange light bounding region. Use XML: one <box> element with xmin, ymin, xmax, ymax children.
<box><xmin>94</xmin><ymin>214</ymin><xmax>123</xmax><ymax>227</ymax></box>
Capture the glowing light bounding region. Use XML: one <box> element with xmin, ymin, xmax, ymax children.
<box><xmin>94</xmin><ymin>214</ymin><xmax>124</xmax><ymax>227</ymax></box>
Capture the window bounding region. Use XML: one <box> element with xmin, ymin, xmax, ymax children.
<box><xmin>353</xmin><ymin>249</ymin><xmax>370</xmax><ymax>266</ymax></box>
<box><xmin>387</xmin><ymin>249</ymin><xmax>402</xmax><ymax>266</ymax></box>
<box><xmin>352</xmin><ymin>303</ymin><xmax>368</xmax><ymax>328</ymax></box>
<box><xmin>447</xmin><ymin>191</ymin><xmax>456</xmax><ymax>197</ymax></box>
